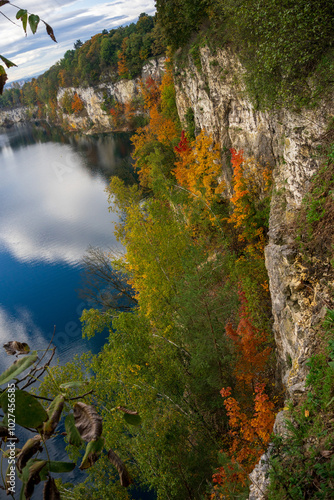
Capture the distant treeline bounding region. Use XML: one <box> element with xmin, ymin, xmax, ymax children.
<box><xmin>0</xmin><ymin>13</ymin><xmax>166</xmax><ymax>111</ymax></box>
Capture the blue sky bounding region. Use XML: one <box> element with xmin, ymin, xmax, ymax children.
<box><xmin>0</xmin><ymin>0</ymin><xmax>156</xmax><ymax>83</ymax></box>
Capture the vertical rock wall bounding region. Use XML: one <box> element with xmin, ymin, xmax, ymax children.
<box><xmin>174</xmin><ymin>45</ymin><xmax>334</xmax><ymax>498</ymax></box>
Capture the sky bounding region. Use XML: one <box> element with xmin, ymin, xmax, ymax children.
<box><xmin>0</xmin><ymin>0</ymin><xmax>156</xmax><ymax>83</ymax></box>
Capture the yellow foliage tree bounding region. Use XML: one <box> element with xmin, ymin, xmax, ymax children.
<box><xmin>173</xmin><ymin>130</ymin><xmax>224</xmax><ymax>212</ymax></box>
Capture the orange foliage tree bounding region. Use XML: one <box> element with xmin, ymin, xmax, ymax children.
<box><xmin>225</xmin><ymin>289</ymin><xmax>271</xmax><ymax>390</ymax></box>
<box><xmin>212</xmin><ymin>289</ymin><xmax>275</xmax><ymax>498</ymax></box>
<box><xmin>140</xmin><ymin>76</ymin><xmax>161</xmax><ymax>109</ymax></box>
<box><xmin>173</xmin><ymin>129</ymin><xmax>224</xmax><ymax>207</ymax></box>
<box><xmin>228</xmin><ymin>149</ymin><xmax>272</xmax><ymax>255</ymax></box>
<box><xmin>71</xmin><ymin>92</ymin><xmax>84</xmax><ymax>114</ymax></box>
<box><xmin>117</xmin><ymin>37</ymin><xmax>129</xmax><ymax>78</ymax></box>
<box><xmin>131</xmin><ymin>59</ymin><xmax>180</xmax><ymax>187</ymax></box>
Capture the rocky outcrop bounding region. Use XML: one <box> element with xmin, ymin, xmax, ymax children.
<box><xmin>0</xmin><ymin>58</ymin><xmax>165</xmax><ymax>132</ymax></box>
<box><xmin>56</xmin><ymin>57</ymin><xmax>166</xmax><ymax>133</ymax></box>
<box><xmin>174</xmin><ymin>45</ymin><xmax>334</xmax><ymax>497</ymax></box>
<box><xmin>0</xmin><ymin>106</ymin><xmax>37</xmax><ymax>128</ymax></box>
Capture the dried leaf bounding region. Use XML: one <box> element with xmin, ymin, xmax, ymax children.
<box><xmin>44</xmin><ymin>22</ymin><xmax>57</xmax><ymax>43</ymax></box>
<box><xmin>320</xmin><ymin>450</ymin><xmax>332</xmax><ymax>458</ymax></box>
<box><xmin>117</xmin><ymin>406</ymin><xmax>138</xmax><ymax>415</ymax></box>
<box><xmin>16</xmin><ymin>435</ymin><xmax>42</xmax><ymax>473</ymax></box>
<box><xmin>73</xmin><ymin>402</ymin><xmax>102</xmax><ymax>442</ymax></box>
<box><xmin>108</xmin><ymin>449</ymin><xmax>131</xmax><ymax>487</ymax></box>
<box><xmin>3</xmin><ymin>341</ymin><xmax>30</xmax><ymax>356</ymax></box>
<box><xmin>43</xmin><ymin>477</ymin><xmax>60</xmax><ymax>500</ymax></box>
<box><xmin>24</xmin><ymin>460</ymin><xmax>46</xmax><ymax>500</ymax></box>
<box><xmin>0</xmin><ymin>426</ymin><xmax>19</xmax><ymax>442</ymax></box>
<box><xmin>304</xmin><ymin>409</ymin><xmax>309</xmax><ymax>418</ymax></box>
<box><xmin>0</xmin><ymin>1</ymin><xmax>10</xmax><ymax>7</ymax></box>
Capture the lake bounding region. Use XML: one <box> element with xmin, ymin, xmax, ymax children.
<box><xmin>0</xmin><ymin>124</ymin><xmax>156</xmax><ymax>498</ymax></box>
<box><xmin>0</xmin><ymin>123</ymin><xmax>134</xmax><ymax>372</ymax></box>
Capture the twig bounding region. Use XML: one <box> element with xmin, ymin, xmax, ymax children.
<box><xmin>68</xmin><ymin>389</ymin><xmax>94</xmax><ymax>401</ymax></box>
<box><xmin>0</xmin><ymin>10</ymin><xmax>20</xmax><ymax>27</ymax></box>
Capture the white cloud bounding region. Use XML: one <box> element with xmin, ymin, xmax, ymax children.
<box><xmin>0</xmin><ymin>0</ymin><xmax>156</xmax><ymax>82</ymax></box>
<box><xmin>0</xmin><ymin>138</ymin><xmax>122</xmax><ymax>265</ymax></box>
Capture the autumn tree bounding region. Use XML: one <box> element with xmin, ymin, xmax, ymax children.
<box><xmin>71</xmin><ymin>92</ymin><xmax>85</xmax><ymax>114</ymax></box>
<box><xmin>228</xmin><ymin>149</ymin><xmax>272</xmax><ymax>255</ymax></box>
<box><xmin>117</xmin><ymin>37</ymin><xmax>129</xmax><ymax>78</ymax></box>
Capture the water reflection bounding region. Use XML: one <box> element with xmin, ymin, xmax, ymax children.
<box><xmin>0</xmin><ymin>124</ymin><xmax>134</xmax><ymax>367</ymax></box>
<box><xmin>0</xmin><ymin>124</ymin><xmax>134</xmax><ymax>265</ymax></box>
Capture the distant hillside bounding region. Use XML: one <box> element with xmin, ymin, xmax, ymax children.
<box><xmin>0</xmin><ymin>13</ymin><xmax>165</xmax><ymax>111</ymax></box>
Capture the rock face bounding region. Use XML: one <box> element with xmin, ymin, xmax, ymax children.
<box><xmin>174</xmin><ymin>45</ymin><xmax>334</xmax><ymax>498</ymax></box>
<box><xmin>0</xmin><ymin>106</ymin><xmax>36</xmax><ymax>128</ymax></box>
<box><xmin>0</xmin><ymin>58</ymin><xmax>165</xmax><ymax>132</ymax></box>
<box><xmin>56</xmin><ymin>57</ymin><xmax>166</xmax><ymax>133</ymax></box>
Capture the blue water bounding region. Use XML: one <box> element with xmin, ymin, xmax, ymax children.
<box><xmin>0</xmin><ymin>124</ymin><xmax>156</xmax><ymax>499</ymax></box>
<box><xmin>0</xmin><ymin>124</ymin><xmax>134</xmax><ymax>371</ymax></box>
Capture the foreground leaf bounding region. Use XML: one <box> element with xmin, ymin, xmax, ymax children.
<box><xmin>28</xmin><ymin>14</ymin><xmax>40</xmax><ymax>34</ymax></box>
<box><xmin>60</xmin><ymin>381</ymin><xmax>87</xmax><ymax>390</ymax></box>
<box><xmin>16</xmin><ymin>9</ymin><xmax>28</xmax><ymax>33</ymax></box>
<box><xmin>0</xmin><ymin>56</ymin><xmax>17</xmax><ymax>70</ymax></box>
<box><xmin>64</xmin><ymin>413</ymin><xmax>83</xmax><ymax>447</ymax></box>
<box><xmin>73</xmin><ymin>402</ymin><xmax>102</xmax><ymax>441</ymax></box>
<box><xmin>16</xmin><ymin>436</ymin><xmax>42</xmax><ymax>473</ymax></box>
<box><xmin>108</xmin><ymin>449</ymin><xmax>131</xmax><ymax>487</ymax></box>
<box><xmin>42</xmin><ymin>395</ymin><xmax>64</xmax><ymax>439</ymax></box>
<box><xmin>43</xmin><ymin>477</ymin><xmax>60</xmax><ymax>500</ymax></box>
<box><xmin>1</xmin><ymin>390</ymin><xmax>48</xmax><ymax>428</ymax></box>
<box><xmin>24</xmin><ymin>460</ymin><xmax>46</xmax><ymax>500</ymax></box>
<box><xmin>0</xmin><ymin>65</ymin><xmax>8</xmax><ymax>95</ymax></box>
<box><xmin>123</xmin><ymin>413</ymin><xmax>142</xmax><ymax>426</ymax></box>
<box><xmin>44</xmin><ymin>23</ymin><xmax>57</xmax><ymax>43</ymax></box>
<box><xmin>79</xmin><ymin>437</ymin><xmax>105</xmax><ymax>470</ymax></box>
<box><xmin>0</xmin><ymin>351</ymin><xmax>38</xmax><ymax>385</ymax></box>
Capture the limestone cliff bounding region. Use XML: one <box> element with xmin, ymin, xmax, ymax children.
<box><xmin>174</xmin><ymin>45</ymin><xmax>334</xmax><ymax>498</ymax></box>
<box><xmin>56</xmin><ymin>57</ymin><xmax>165</xmax><ymax>133</ymax></box>
<box><xmin>0</xmin><ymin>106</ymin><xmax>37</xmax><ymax>128</ymax></box>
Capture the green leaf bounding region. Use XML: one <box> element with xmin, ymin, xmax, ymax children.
<box><xmin>329</xmin><ymin>361</ymin><xmax>334</xmax><ymax>370</ymax></box>
<box><xmin>0</xmin><ymin>352</ymin><xmax>38</xmax><ymax>385</ymax></box>
<box><xmin>16</xmin><ymin>9</ymin><xmax>27</xmax><ymax>20</ymax></box>
<box><xmin>60</xmin><ymin>381</ymin><xmax>87</xmax><ymax>390</ymax></box>
<box><xmin>42</xmin><ymin>395</ymin><xmax>64</xmax><ymax>439</ymax></box>
<box><xmin>16</xmin><ymin>10</ymin><xmax>28</xmax><ymax>33</ymax></box>
<box><xmin>1</xmin><ymin>390</ymin><xmax>48</xmax><ymax>428</ymax></box>
<box><xmin>123</xmin><ymin>413</ymin><xmax>142</xmax><ymax>426</ymax></box>
<box><xmin>0</xmin><ymin>65</ymin><xmax>8</xmax><ymax>95</ymax></box>
<box><xmin>79</xmin><ymin>437</ymin><xmax>105</xmax><ymax>470</ymax></box>
<box><xmin>46</xmin><ymin>461</ymin><xmax>76</xmax><ymax>473</ymax></box>
<box><xmin>64</xmin><ymin>413</ymin><xmax>83</xmax><ymax>447</ymax></box>
<box><xmin>28</xmin><ymin>14</ymin><xmax>40</xmax><ymax>35</ymax></box>
<box><xmin>0</xmin><ymin>56</ymin><xmax>17</xmax><ymax>69</ymax></box>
